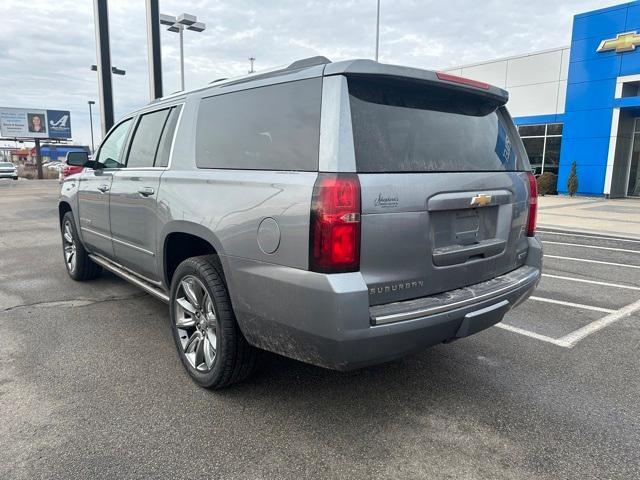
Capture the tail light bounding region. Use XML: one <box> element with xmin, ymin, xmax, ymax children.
<box><xmin>309</xmin><ymin>173</ymin><xmax>361</xmax><ymax>273</ymax></box>
<box><xmin>526</xmin><ymin>172</ymin><xmax>538</xmax><ymax>237</ymax></box>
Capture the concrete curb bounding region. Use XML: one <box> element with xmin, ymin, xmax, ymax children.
<box><xmin>537</xmin><ymin>225</ymin><xmax>640</xmax><ymax>241</ymax></box>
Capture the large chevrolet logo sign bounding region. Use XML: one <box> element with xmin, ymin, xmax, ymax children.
<box><xmin>597</xmin><ymin>31</ymin><xmax>640</xmax><ymax>53</ymax></box>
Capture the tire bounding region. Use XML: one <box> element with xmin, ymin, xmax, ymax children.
<box><xmin>13</xmin><ymin>177</ymin><xmax>18</xmax><ymax>181</ymax></box>
<box><xmin>61</xmin><ymin>211</ymin><xmax>102</xmax><ymax>281</ymax></box>
<box><xmin>169</xmin><ymin>255</ymin><xmax>257</xmax><ymax>389</ymax></box>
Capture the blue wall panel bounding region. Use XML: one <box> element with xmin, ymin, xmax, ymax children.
<box><xmin>557</xmin><ymin>137</ymin><xmax>609</xmax><ymax>194</ymax></box>
<box><xmin>563</xmin><ymin>78</ymin><xmax>617</xmax><ymax>110</ymax></box>
<box><xmin>571</xmin><ymin>4</ymin><xmax>629</xmax><ymax>42</ymax></box>
<box><xmin>567</xmin><ymin>55</ymin><xmax>621</xmax><ymax>84</ymax></box>
<box><xmin>570</xmin><ymin>35</ymin><xmax>621</xmax><ymax>63</ymax></box>
<box><xmin>561</xmin><ymin>109</ymin><xmax>614</xmax><ymax>139</ymax></box>
<box><xmin>624</xmin><ymin>3</ymin><xmax>640</xmax><ymax>27</ymax></box>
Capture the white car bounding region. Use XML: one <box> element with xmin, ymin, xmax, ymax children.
<box><xmin>0</xmin><ymin>162</ymin><xmax>18</xmax><ymax>180</ymax></box>
<box><xmin>44</xmin><ymin>161</ymin><xmax>62</xmax><ymax>171</ymax></box>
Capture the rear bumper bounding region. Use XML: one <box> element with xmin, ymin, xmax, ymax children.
<box><xmin>225</xmin><ymin>236</ymin><xmax>542</xmax><ymax>370</ymax></box>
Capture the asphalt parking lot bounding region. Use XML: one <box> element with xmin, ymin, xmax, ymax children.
<box><xmin>1</xmin><ymin>179</ymin><xmax>639</xmax><ymax>480</ymax></box>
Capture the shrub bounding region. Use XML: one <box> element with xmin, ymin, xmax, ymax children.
<box><xmin>567</xmin><ymin>161</ymin><xmax>579</xmax><ymax>197</ymax></box>
<box><xmin>536</xmin><ymin>172</ymin><xmax>558</xmax><ymax>196</ymax></box>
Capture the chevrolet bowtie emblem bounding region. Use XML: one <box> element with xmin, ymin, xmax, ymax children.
<box><xmin>470</xmin><ymin>194</ymin><xmax>492</xmax><ymax>207</ymax></box>
<box><xmin>597</xmin><ymin>31</ymin><xmax>640</xmax><ymax>53</ymax></box>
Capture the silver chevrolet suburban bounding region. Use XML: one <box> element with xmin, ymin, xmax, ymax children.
<box><xmin>59</xmin><ymin>57</ymin><xmax>542</xmax><ymax>389</ymax></box>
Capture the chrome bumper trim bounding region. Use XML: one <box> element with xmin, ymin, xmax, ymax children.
<box><xmin>371</xmin><ymin>266</ymin><xmax>539</xmax><ymax>326</ymax></box>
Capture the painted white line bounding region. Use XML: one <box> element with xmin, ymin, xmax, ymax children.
<box><xmin>529</xmin><ymin>296</ymin><xmax>615</xmax><ymax>313</ymax></box>
<box><xmin>495</xmin><ymin>323</ymin><xmax>570</xmax><ymax>347</ymax></box>
<box><xmin>558</xmin><ymin>298</ymin><xmax>640</xmax><ymax>347</ymax></box>
<box><xmin>542</xmin><ymin>274</ymin><xmax>640</xmax><ymax>291</ymax></box>
<box><xmin>545</xmin><ymin>255</ymin><xmax>640</xmax><ymax>269</ymax></box>
<box><xmin>542</xmin><ymin>240</ymin><xmax>640</xmax><ymax>254</ymax></box>
<box><xmin>537</xmin><ymin>230</ymin><xmax>640</xmax><ymax>244</ymax></box>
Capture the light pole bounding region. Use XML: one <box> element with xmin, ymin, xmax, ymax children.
<box><xmin>88</xmin><ymin>101</ymin><xmax>96</xmax><ymax>153</ymax></box>
<box><xmin>249</xmin><ymin>56</ymin><xmax>256</xmax><ymax>73</ymax></box>
<box><xmin>160</xmin><ymin>13</ymin><xmax>206</xmax><ymax>91</ymax></box>
<box><xmin>375</xmin><ymin>0</ymin><xmax>381</xmax><ymax>61</ymax></box>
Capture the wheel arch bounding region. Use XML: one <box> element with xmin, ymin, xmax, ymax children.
<box><xmin>160</xmin><ymin>221</ymin><xmax>229</xmax><ymax>290</ymax></box>
<box><xmin>58</xmin><ymin>201</ymin><xmax>72</xmax><ymax>225</ymax></box>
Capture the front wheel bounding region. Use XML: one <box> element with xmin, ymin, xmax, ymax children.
<box><xmin>169</xmin><ymin>255</ymin><xmax>257</xmax><ymax>389</ymax></box>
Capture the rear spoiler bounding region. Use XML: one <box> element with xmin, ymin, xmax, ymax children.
<box><xmin>323</xmin><ymin>59</ymin><xmax>508</xmax><ymax>106</ymax></box>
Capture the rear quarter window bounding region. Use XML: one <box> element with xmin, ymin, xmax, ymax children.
<box><xmin>348</xmin><ymin>77</ymin><xmax>527</xmax><ymax>173</ymax></box>
<box><xmin>195</xmin><ymin>78</ymin><xmax>322</xmax><ymax>171</ymax></box>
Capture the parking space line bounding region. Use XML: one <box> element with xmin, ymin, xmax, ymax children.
<box><xmin>542</xmin><ymin>274</ymin><xmax>640</xmax><ymax>291</ymax></box>
<box><xmin>542</xmin><ymin>241</ymin><xmax>640</xmax><ymax>254</ymax></box>
<box><xmin>545</xmin><ymin>255</ymin><xmax>640</xmax><ymax>269</ymax></box>
<box><xmin>557</xmin><ymin>298</ymin><xmax>640</xmax><ymax>347</ymax></box>
<box><xmin>495</xmin><ymin>323</ymin><xmax>570</xmax><ymax>347</ymax></box>
<box><xmin>537</xmin><ymin>230</ymin><xmax>640</xmax><ymax>244</ymax></box>
<box><xmin>529</xmin><ymin>296</ymin><xmax>615</xmax><ymax>313</ymax></box>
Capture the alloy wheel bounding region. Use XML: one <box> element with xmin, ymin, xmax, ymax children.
<box><xmin>175</xmin><ymin>275</ymin><xmax>218</xmax><ymax>372</ymax></box>
<box><xmin>62</xmin><ymin>220</ymin><xmax>77</xmax><ymax>274</ymax></box>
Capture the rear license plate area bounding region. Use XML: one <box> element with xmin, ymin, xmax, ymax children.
<box><xmin>431</xmin><ymin>206</ymin><xmax>498</xmax><ymax>249</ymax></box>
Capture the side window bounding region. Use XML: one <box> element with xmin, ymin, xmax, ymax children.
<box><xmin>155</xmin><ymin>105</ymin><xmax>182</xmax><ymax>168</ymax></box>
<box><xmin>195</xmin><ymin>78</ymin><xmax>322</xmax><ymax>171</ymax></box>
<box><xmin>95</xmin><ymin>118</ymin><xmax>132</xmax><ymax>168</ymax></box>
<box><xmin>126</xmin><ymin>109</ymin><xmax>170</xmax><ymax>168</ymax></box>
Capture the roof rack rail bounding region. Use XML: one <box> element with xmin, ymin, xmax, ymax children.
<box><xmin>151</xmin><ymin>56</ymin><xmax>333</xmax><ymax>104</ymax></box>
<box><xmin>207</xmin><ymin>56</ymin><xmax>332</xmax><ymax>89</ymax></box>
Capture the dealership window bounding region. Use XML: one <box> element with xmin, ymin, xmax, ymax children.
<box><xmin>518</xmin><ymin>123</ymin><xmax>563</xmax><ymax>175</ymax></box>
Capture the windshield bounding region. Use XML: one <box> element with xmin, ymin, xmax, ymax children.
<box><xmin>348</xmin><ymin>77</ymin><xmax>528</xmax><ymax>173</ymax></box>
<box><xmin>0</xmin><ymin>162</ymin><xmax>14</xmax><ymax>168</ymax></box>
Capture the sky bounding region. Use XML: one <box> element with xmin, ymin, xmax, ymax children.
<box><xmin>0</xmin><ymin>0</ymin><xmax>627</xmax><ymax>148</ymax></box>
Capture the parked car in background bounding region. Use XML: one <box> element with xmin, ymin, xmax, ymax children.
<box><xmin>58</xmin><ymin>57</ymin><xmax>542</xmax><ymax>389</ymax></box>
<box><xmin>59</xmin><ymin>153</ymin><xmax>86</xmax><ymax>182</ymax></box>
<box><xmin>44</xmin><ymin>161</ymin><xmax>62</xmax><ymax>172</ymax></box>
<box><xmin>0</xmin><ymin>162</ymin><xmax>18</xmax><ymax>180</ymax></box>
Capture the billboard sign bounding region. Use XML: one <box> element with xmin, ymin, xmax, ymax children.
<box><xmin>0</xmin><ymin>107</ymin><xmax>72</xmax><ymax>139</ymax></box>
<box><xmin>47</xmin><ymin>110</ymin><xmax>72</xmax><ymax>138</ymax></box>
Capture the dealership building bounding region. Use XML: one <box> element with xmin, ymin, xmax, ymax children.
<box><xmin>444</xmin><ymin>1</ymin><xmax>640</xmax><ymax>197</ymax></box>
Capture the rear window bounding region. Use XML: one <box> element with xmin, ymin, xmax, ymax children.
<box><xmin>196</xmin><ymin>78</ymin><xmax>322</xmax><ymax>171</ymax></box>
<box><xmin>348</xmin><ymin>77</ymin><xmax>526</xmax><ymax>173</ymax></box>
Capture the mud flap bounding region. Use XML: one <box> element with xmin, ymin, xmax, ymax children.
<box><xmin>455</xmin><ymin>300</ymin><xmax>510</xmax><ymax>338</ymax></box>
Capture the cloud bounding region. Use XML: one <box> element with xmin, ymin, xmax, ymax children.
<box><xmin>0</xmin><ymin>0</ymin><xmax>625</xmax><ymax>147</ymax></box>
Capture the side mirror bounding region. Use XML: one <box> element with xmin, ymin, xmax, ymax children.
<box><xmin>66</xmin><ymin>151</ymin><xmax>89</xmax><ymax>167</ymax></box>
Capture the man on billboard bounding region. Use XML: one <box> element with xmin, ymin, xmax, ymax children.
<box><xmin>27</xmin><ymin>113</ymin><xmax>47</xmax><ymax>134</ymax></box>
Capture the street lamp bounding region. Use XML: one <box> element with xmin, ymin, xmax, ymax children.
<box><xmin>90</xmin><ymin>64</ymin><xmax>126</xmax><ymax>76</ymax></box>
<box><xmin>160</xmin><ymin>12</ymin><xmax>206</xmax><ymax>90</ymax></box>
<box><xmin>88</xmin><ymin>101</ymin><xmax>96</xmax><ymax>153</ymax></box>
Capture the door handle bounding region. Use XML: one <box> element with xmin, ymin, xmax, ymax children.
<box><xmin>138</xmin><ymin>187</ymin><xmax>155</xmax><ymax>197</ymax></box>
<box><xmin>97</xmin><ymin>184</ymin><xmax>110</xmax><ymax>193</ymax></box>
